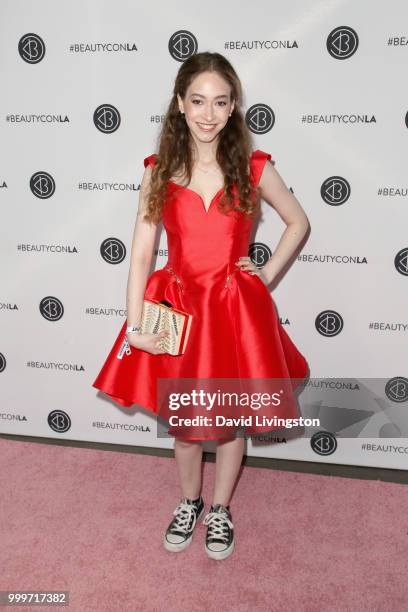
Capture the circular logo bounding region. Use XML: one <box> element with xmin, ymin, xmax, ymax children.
<box><xmin>93</xmin><ymin>104</ymin><xmax>121</xmax><ymax>133</ymax></box>
<box><xmin>0</xmin><ymin>353</ymin><xmax>6</xmax><ymax>373</ymax></box>
<box><xmin>385</xmin><ymin>377</ymin><xmax>408</xmax><ymax>403</ymax></box>
<box><xmin>248</xmin><ymin>242</ymin><xmax>272</xmax><ymax>267</ymax></box>
<box><xmin>168</xmin><ymin>30</ymin><xmax>198</xmax><ymax>62</ymax></box>
<box><xmin>246</xmin><ymin>104</ymin><xmax>275</xmax><ymax>134</ymax></box>
<box><xmin>100</xmin><ymin>238</ymin><xmax>126</xmax><ymax>264</ymax></box>
<box><xmin>315</xmin><ymin>310</ymin><xmax>344</xmax><ymax>337</ymax></box>
<box><xmin>39</xmin><ymin>296</ymin><xmax>64</xmax><ymax>322</ymax></box>
<box><xmin>321</xmin><ymin>176</ymin><xmax>351</xmax><ymax>206</ymax></box>
<box><xmin>394</xmin><ymin>247</ymin><xmax>408</xmax><ymax>276</ymax></box>
<box><xmin>18</xmin><ymin>33</ymin><xmax>46</xmax><ymax>64</ymax></box>
<box><xmin>310</xmin><ymin>431</ymin><xmax>338</xmax><ymax>456</ymax></box>
<box><xmin>30</xmin><ymin>172</ymin><xmax>56</xmax><ymax>199</ymax></box>
<box><xmin>326</xmin><ymin>26</ymin><xmax>359</xmax><ymax>60</ymax></box>
<box><xmin>48</xmin><ymin>410</ymin><xmax>71</xmax><ymax>433</ymax></box>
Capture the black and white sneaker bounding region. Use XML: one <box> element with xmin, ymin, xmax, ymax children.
<box><xmin>163</xmin><ymin>496</ymin><xmax>204</xmax><ymax>552</ymax></box>
<box><xmin>203</xmin><ymin>503</ymin><xmax>235</xmax><ymax>560</ymax></box>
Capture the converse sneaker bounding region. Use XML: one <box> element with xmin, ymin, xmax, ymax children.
<box><xmin>203</xmin><ymin>503</ymin><xmax>235</xmax><ymax>560</ymax></box>
<box><xmin>163</xmin><ymin>496</ymin><xmax>204</xmax><ymax>552</ymax></box>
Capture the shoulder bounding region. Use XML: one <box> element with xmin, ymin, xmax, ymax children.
<box><xmin>143</xmin><ymin>153</ymin><xmax>158</xmax><ymax>168</ymax></box>
<box><xmin>140</xmin><ymin>153</ymin><xmax>158</xmax><ymax>193</ymax></box>
<box><xmin>141</xmin><ymin>153</ymin><xmax>158</xmax><ymax>183</ymax></box>
<box><xmin>250</xmin><ymin>149</ymin><xmax>273</xmax><ymax>187</ymax></box>
<box><xmin>251</xmin><ymin>149</ymin><xmax>272</xmax><ymax>163</ymax></box>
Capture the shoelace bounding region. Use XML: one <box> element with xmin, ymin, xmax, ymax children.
<box><xmin>169</xmin><ymin>501</ymin><xmax>199</xmax><ymax>534</ymax></box>
<box><xmin>203</xmin><ymin>510</ymin><xmax>234</xmax><ymax>542</ymax></box>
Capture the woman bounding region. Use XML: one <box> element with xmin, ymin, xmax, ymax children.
<box><xmin>92</xmin><ymin>51</ymin><xmax>310</xmax><ymax>561</ymax></box>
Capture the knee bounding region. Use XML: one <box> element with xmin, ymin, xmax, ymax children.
<box><xmin>174</xmin><ymin>438</ymin><xmax>202</xmax><ymax>450</ymax></box>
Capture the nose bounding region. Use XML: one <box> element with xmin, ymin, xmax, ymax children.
<box><xmin>203</xmin><ymin>104</ymin><xmax>215</xmax><ymax>121</ymax></box>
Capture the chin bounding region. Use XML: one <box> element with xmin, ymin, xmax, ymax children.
<box><xmin>197</xmin><ymin>133</ymin><xmax>219</xmax><ymax>142</ymax></box>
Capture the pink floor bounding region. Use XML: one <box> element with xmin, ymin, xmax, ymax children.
<box><xmin>1</xmin><ymin>437</ymin><xmax>407</xmax><ymax>611</ymax></box>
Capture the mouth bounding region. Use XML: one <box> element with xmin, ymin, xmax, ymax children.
<box><xmin>197</xmin><ymin>122</ymin><xmax>217</xmax><ymax>132</ymax></box>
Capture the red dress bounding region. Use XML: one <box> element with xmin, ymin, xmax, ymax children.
<box><xmin>92</xmin><ymin>150</ymin><xmax>309</xmax><ymax>441</ymax></box>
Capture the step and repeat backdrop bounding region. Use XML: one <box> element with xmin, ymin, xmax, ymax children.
<box><xmin>1</xmin><ymin>0</ymin><xmax>407</xmax><ymax>469</ymax></box>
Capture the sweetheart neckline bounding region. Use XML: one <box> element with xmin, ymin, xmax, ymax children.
<box><xmin>160</xmin><ymin>150</ymin><xmax>258</xmax><ymax>214</ymax></box>
<box><xmin>167</xmin><ymin>180</ymin><xmax>224</xmax><ymax>214</ymax></box>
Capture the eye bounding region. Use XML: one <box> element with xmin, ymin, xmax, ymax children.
<box><xmin>191</xmin><ymin>99</ymin><xmax>227</xmax><ymax>106</ymax></box>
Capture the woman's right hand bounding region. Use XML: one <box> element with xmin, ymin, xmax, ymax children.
<box><xmin>126</xmin><ymin>330</ymin><xmax>170</xmax><ymax>355</ymax></box>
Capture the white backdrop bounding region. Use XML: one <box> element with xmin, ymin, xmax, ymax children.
<box><xmin>1</xmin><ymin>0</ymin><xmax>407</xmax><ymax>469</ymax></box>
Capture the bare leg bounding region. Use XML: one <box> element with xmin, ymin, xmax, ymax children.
<box><xmin>212</xmin><ymin>436</ymin><xmax>245</xmax><ymax>506</ymax></box>
<box><xmin>174</xmin><ymin>438</ymin><xmax>203</xmax><ymax>499</ymax></box>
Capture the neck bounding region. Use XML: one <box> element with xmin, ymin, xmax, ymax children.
<box><xmin>190</xmin><ymin>137</ymin><xmax>218</xmax><ymax>163</ymax></box>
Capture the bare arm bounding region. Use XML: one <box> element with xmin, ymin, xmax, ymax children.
<box><xmin>126</xmin><ymin>163</ymin><xmax>159</xmax><ymax>327</ymax></box>
<box><xmin>257</xmin><ymin>160</ymin><xmax>310</xmax><ymax>284</ymax></box>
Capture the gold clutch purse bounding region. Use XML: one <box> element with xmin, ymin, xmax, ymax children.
<box><xmin>137</xmin><ymin>298</ymin><xmax>193</xmax><ymax>355</ymax></box>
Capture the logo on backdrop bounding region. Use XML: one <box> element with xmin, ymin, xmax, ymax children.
<box><xmin>315</xmin><ymin>310</ymin><xmax>344</xmax><ymax>337</ymax></box>
<box><xmin>18</xmin><ymin>33</ymin><xmax>46</xmax><ymax>63</ymax></box>
<box><xmin>168</xmin><ymin>30</ymin><xmax>198</xmax><ymax>62</ymax></box>
<box><xmin>100</xmin><ymin>238</ymin><xmax>126</xmax><ymax>264</ymax></box>
<box><xmin>0</xmin><ymin>353</ymin><xmax>6</xmax><ymax>373</ymax></box>
<box><xmin>385</xmin><ymin>377</ymin><xmax>408</xmax><ymax>403</ymax></box>
<box><xmin>326</xmin><ymin>26</ymin><xmax>359</xmax><ymax>59</ymax></box>
<box><xmin>394</xmin><ymin>247</ymin><xmax>408</xmax><ymax>275</ymax></box>
<box><xmin>298</xmin><ymin>253</ymin><xmax>367</xmax><ymax>264</ymax></box>
<box><xmin>48</xmin><ymin>410</ymin><xmax>71</xmax><ymax>433</ymax></box>
<box><xmin>246</xmin><ymin>104</ymin><xmax>275</xmax><ymax>134</ymax></box>
<box><xmin>310</xmin><ymin>431</ymin><xmax>338</xmax><ymax>455</ymax></box>
<box><xmin>321</xmin><ymin>176</ymin><xmax>351</xmax><ymax>206</ymax></box>
<box><xmin>249</xmin><ymin>242</ymin><xmax>273</xmax><ymax>267</ymax></box>
<box><xmin>30</xmin><ymin>172</ymin><xmax>56</xmax><ymax>199</ymax></box>
<box><xmin>93</xmin><ymin>104</ymin><xmax>121</xmax><ymax>133</ymax></box>
<box><xmin>40</xmin><ymin>297</ymin><xmax>64</xmax><ymax>321</ymax></box>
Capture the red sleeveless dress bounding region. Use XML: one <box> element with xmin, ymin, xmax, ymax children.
<box><xmin>92</xmin><ymin>150</ymin><xmax>309</xmax><ymax>441</ymax></box>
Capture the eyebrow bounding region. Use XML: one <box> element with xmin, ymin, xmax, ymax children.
<box><xmin>189</xmin><ymin>93</ymin><xmax>229</xmax><ymax>99</ymax></box>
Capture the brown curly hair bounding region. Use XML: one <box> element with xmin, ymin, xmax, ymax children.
<box><xmin>143</xmin><ymin>51</ymin><xmax>260</xmax><ymax>225</ymax></box>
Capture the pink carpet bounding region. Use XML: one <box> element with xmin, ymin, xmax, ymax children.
<box><xmin>1</xmin><ymin>437</ymin><xmax>407</xmax><ymax>611</ymax></box>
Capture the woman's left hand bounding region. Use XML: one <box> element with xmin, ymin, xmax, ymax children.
<box><xmin>235</xmin><ymin>256</ymin><xmax>268</xmax><ymax>285</ymax></box>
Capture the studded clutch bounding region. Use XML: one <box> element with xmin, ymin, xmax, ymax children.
<box><xmin>137</xmin><ymin>298</ymin><xmax>192</xmax><ymax>355</ymax></box>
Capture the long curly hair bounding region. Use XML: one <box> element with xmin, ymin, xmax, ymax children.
<box><xmin>143</xmin><ymin>52</ymin><xmax>259</xmax><ymax>225</ymax></box>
